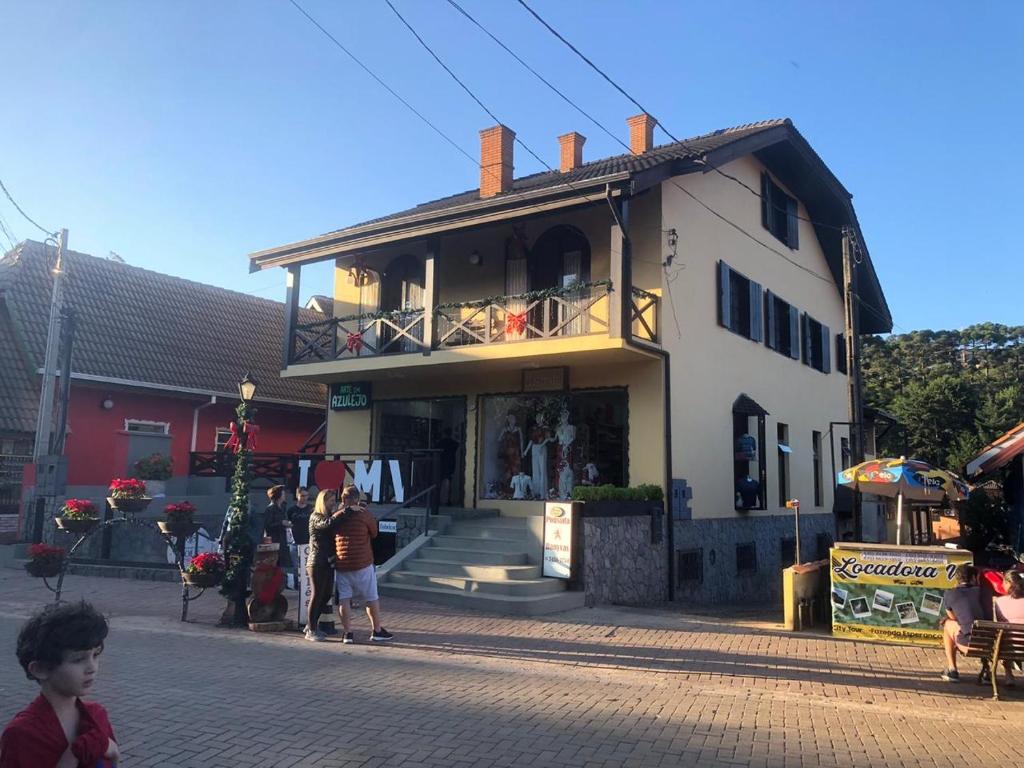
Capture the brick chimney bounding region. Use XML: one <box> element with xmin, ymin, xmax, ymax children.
<box><xmin>479</xmin><ymin>125</ymin><xmax>515</xmax><ymax>198</ymax></box>
<box><xmin>558</xmin><ymin>131</ymin><xmax>586</xmax><ymax>173</ymax></box>
<box><xmin>626</xmin><ymin>113</ymin><xmax>656</xmax><ymax>155</ymax></box>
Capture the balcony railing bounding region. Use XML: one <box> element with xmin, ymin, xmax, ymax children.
<box><xmin>290</xmin><ymin>309</ymin><xmax>427</xmax><ymax>364</ymax></box>
<box><xmin>286</xmin><ymin>281</ymin><xmax>661</xmax><ymax>365</ymax></box>
<box><xmin>436</xmin><ymin>282</ymin><xmax>611</xmax><ymax>348</ymax></box>
<box><xmin>0</xmin><ymin>454</ymin><xmax>30</xmax><ymax>486</ymax></box>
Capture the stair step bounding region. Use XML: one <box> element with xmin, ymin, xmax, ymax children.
<box><xmin>416</xmin><ymin>547</ymin><xmax>527</xmax><ymax>566</ymax></box>
<box><xmin>388</xmin><ymin>570</ymin><xmax>565</xmax><ymax>596</ymax></box>
<box><xmin>431</xmin><ymin>535</ymin><xmax>526</xmax><ymax>552</ymax></box>
<box><xmin>379</xmin><ymin>583</ymin><xmax>586</xmax><ymax>616</ymax></box>
<box><xmin>403</xmin><ymin>559</ymin><xmax>541</xmax><ymax>580</ymax></box>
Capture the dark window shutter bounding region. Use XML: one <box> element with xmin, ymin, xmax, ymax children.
<box><xmin>800</xmin><ymin>313</ymin><xmax>811</xmax><ymax>364</ymax></box>
<box><xmin>760</xmin><ymin>173</ymin><xmax>771</xmax><ymax>231</ymax></box>
<box><xmin>821</xmin><ymin>323</ymin><xmax>831</xmax><ymax>373</ymax></box>
<box><xmin>836</xmin><ymin>333</ymin><xmax>848</xmax><ymax>374</ymax></box>
<box><xmin>786</xmin><ymin>197</ymin><xmax>799</xmax><ymax>249</ymax></box>
<box><xmin>789</xmin><ymin>306</ymin><xmax>801</xmax><ymax>360</ymax></box>
<box><xmin>749</xmin><ymin>280</ymin><xmax>763</xmax><ymax>342</ymax></box>
<box><xmin>717</xmin><ymin>261</ymin><xmax>732</xmax><ymax>330</ymax></box>
<box><xmin>765</xmin><ymin>290</ymin><xmax>777</xmax><ymax>350</ymax></box>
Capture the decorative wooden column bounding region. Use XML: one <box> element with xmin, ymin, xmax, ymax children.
<box><xmin>282</xmin><ymin>265</ymin><xmax>300</xmax><ymax>368</ymax></box>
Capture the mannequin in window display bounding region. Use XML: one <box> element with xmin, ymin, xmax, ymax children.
<box><xmin>555</xmin><ymin>408</ymin><xmax>576</xmax><ymax>499</ymax></box>
<box><xmin>510</xmin><ymin>471</ymin><xmax>532</xmax><ymax>499</ymax></box>
<box><xmin>497</xmin><ymin>412</ymin><xmax>524</xmax><ymax>485</ymax></box>
<box><xmin>581</xmin><ymin>460</ymin><xmax>599</xmax><ymax>486</ymax></box>
<box><xmin>523</xmin><ymin>414</ymin><xmax>554</xmax><ymax>499</ymax></box>
<box><xmin>735</xmin><ymin>475</ymin><xmax>760</xmax><ymax>510</ymax></box>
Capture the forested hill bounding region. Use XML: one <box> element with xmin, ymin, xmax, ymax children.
<box><xmin>861</xmin><ymin>323</ymin><xmax>1024</xmax><ymax>473</ymax></box>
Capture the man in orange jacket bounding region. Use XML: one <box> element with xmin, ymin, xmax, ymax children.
<box><xmin>334</xmin><ymin>485</ymin><xmax>394</xmax><ymax>644</ymax></box>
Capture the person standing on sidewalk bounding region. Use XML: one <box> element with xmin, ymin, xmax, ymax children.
<box><xmin>334</xmin><ymin>485</ymin><xmax>393</xmax><ymax>644</ymax></box>
<box><xmin>286</xmin><ymin>486</ymin><xmax>312</xmax><ymax>590</ymax></box>
<box><xmin>304</xmin><ymin>489</ymin><xmax>343</xmax><ymax>643</ymax></box>
<box><xmin>263</xmin><ymin>485</ymin><xmax>294</xmax><ymax>571</ymax></box>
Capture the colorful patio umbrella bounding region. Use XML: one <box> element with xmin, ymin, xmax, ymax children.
<box><xmin>836</xmin><ymin>457</ymin><xmax>970</xmax><ymax>545</ymax></box>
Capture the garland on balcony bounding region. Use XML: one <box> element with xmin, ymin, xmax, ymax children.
<box><xmin>435</xmin><ymin>280</ymin><xmax>613</xmax><ymax>312</ymax></box>
<box><xmin>333</xmin><ymin>307</ymin><xmax>423</xmax><ymax>324</ymax></box>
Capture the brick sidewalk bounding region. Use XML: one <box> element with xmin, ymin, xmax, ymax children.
<box><xmin>0</xmin><ymin>569</ymin><xmax>1020</xmax><ymax>767</ymax></box>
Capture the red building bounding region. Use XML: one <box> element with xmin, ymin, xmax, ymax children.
<box><xmin>0</xmin><ymin>241</ymin><xmax>325</xmax><ymax>540</ymax></box>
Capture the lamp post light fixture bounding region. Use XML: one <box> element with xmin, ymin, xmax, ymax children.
<box><xmin>238</xmin><ymin>372</ymin><xmax>258</xmax><ymax>403</ymax></box>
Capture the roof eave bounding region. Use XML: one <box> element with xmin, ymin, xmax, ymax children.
<box><xmin>248</xmin><ymin>172</ymin><xmax>631</xmax><ymax>272</ymax></box>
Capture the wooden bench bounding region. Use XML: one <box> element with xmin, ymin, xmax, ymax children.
<box><xmin>965</xmin><ymin>620</ymin><xmax>1024</xmax><ymax>699</ymax></box>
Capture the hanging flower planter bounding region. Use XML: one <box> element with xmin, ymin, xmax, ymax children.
<box><xmin>54</xmin><ymin>499</ymin><xmax>100</xmax><ymax>535</ymax></box>
<box><xmin>183</xmin><ymin>552</ymin><xmax>225</xmax><ymax>588</ymax></box>
<box><xmin>24</xmin><ymin>544</ymin><xmax>66</xmax><ymax>578</ymax></box>
<box><xmin>107</xmin><ymin>478</ymin><xmax>151</xmax><ymax>515</ymax></box>
<box><xmin>158</xmin><ymin>501</ymin><xmax>200</xmax><ymax>538</ymax></box>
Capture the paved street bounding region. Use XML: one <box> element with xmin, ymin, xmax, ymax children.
<box><xmin>0</xmin><ymin>569</ymin><xmax>1020</xmax><ymax>768</ymax></box>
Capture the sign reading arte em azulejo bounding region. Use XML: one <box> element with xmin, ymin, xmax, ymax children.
<box><xmin>830</xmin><ymin>543</ymin><xmax>973</xmax><ymax>646</ymax></box>
<box><xmin>330</xmin><ymin>382</ymin><xmax>371</xmax><ymax>411</ymax></box>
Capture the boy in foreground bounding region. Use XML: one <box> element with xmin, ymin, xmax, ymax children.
<box><xmin>0</xmin><ymin>601</ymin><xmax>119</xmax><ymax>767</ymax></box>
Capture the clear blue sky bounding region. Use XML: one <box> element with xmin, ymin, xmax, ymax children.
<box><xmin>1</xmin><ymin>1</ymin><xmax>1021</xmax><ymax>333</ymax></box>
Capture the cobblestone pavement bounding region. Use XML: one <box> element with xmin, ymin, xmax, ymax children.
<box><xmin>0</xmin><ymin>569</ymin><xmax>1020</xmax><ymax>768</ymax></box>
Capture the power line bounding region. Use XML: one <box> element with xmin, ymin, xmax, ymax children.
<box><xmin>513</xmin><ymin>0</ymin><xmax>681</xmax><ymax>143</ymax></box>
<box><xmin>443</xmin><ymin>0</ymin><xmax>626</xmax><ymax>152</ymax></box>
<box><xmin>0</xmin><ymin>175</ymin><xmax>54</xmax><ymax>237</ymax></box>
<box><xmin>512</xmin><ymin>0</ymin><xmax>843</xmax><ymax>233</ymax></box>
<box><xmin>0</xmin><ymin>212</ymin><xmax>17</xmax><ymax>252</ymax></box>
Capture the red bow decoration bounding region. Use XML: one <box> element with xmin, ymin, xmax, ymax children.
<box><xmin>243</xmin><ymin>422</ymin><xmax>260</xmax><ymax>451</ymax></box>
<box><xmin>346</xmin><ymin>332</ymin><xmax>363</xmax><ymax>353</ymax></box>
<box><xmin>506</xmin><ymin>312</ymin><xmax>527</xmax><ymax>336</ymax></box>
<box><xmin>224</xmin><ymin>422</ymin><xmax>241</xmax><ymax>453</ymax></box>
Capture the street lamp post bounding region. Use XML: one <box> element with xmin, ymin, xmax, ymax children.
<box><xmin>218</xmin><ymin>373</ymin><xmax>260</xmax><ymax>627</ymax></box>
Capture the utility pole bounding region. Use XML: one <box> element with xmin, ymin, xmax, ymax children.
<box><xmin>842</xmin><ymin>226</ymin><xmax>865</xmax><ymax>540</ymax></box>
<box><xmin>33</xmin><ymin>229</ymin><xmax>68</xmax><ymax>460</ymax></box>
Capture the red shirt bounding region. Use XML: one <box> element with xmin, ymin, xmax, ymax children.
<box><xmin>0</xmin><ymin>694</ymin><xmax>115</xmax><ymax>768</ymax></box>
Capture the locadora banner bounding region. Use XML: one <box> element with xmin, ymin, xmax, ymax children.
<box><xmin>829</xmin><ymin>544</ymin><xmax>973</xmax><ymax>647</ymax></box>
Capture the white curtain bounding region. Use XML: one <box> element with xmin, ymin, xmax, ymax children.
<box><xmin>506</xmin><ymin>258</ymin><xmax>528</xmax><ymax>339</ymax></box>
<box><xmin>561</xmin><ymin>249</ymin><xmax>586</xmax><ymax>336</ymax></box>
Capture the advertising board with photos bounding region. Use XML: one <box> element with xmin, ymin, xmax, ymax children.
<box><xmin>829</xmin><ymin>544</ymin><xmax>973</xmax><ymax>646</ymax></box>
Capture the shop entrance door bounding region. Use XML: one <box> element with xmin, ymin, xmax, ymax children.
<box><xmin>372</xmin><ymin>397</ymin><xmax>466</xmax><ymax>507</ymax></box>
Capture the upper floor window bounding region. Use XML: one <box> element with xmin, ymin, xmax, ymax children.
<box><xmin>124</xmin><ymin>419</ymin><xmax>169</xmax><ymax>435</ymax></box>
<box><xmin>215</xmin><ymin>428</ymin><xmax>232</xmax><ymax>452</ymax></box>
<box><xmin>764</xmin><ymin>290</ymin><xmax>800</xmax><ymax>359</ymax></box>
<box><xmin>761</xmin><ymin>172</ymin><xmax>799</xmax><ymax>249</ymax></box>
<box><xmin>835</xmin><ymin>333</ymin><xmax>848</xmax><ymax>374</ymax></box>
<box><xmin>717</xmin><ymin>261</ymin><xmax>763</xmax><ymax>342</ymax></box>
<box><xmin>801</xmin><ymin>314</ymin><xmax>832</xmax><ymax>373</ymax></box>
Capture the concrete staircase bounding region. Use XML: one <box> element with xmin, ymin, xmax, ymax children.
<box><xmin>380</xmin><ymin>515</ymin><xmax>584</xmax><ymax>615</ymax></box>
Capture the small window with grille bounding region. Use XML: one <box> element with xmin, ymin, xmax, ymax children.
<box><xmin>676</xmin><ymin>549</ymin><xmax>703</xmax><ymax>585</ymax></box>
<box><xmin>736</xmin><ymin>542</ymin><xmax>758</xmax><ymax>574</ymax></box>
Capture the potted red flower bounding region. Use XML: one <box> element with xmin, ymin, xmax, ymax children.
<box><xmin>107</xmin><ymin>478</ymin><xmax>151</xmax><ymax>515</ymax></box>
<box><xmin>54</xmin><ymin>499</ymin><xmax>101</xmax><ymax>535</ymax></box>
<box><xmin>25</xmin><ymin>544</ymin><xmax>67</xmax><ymax>578</ymax></box>
<box><xmin>183</xmin><ymin>551</ymin><xmax>225</xmax><ymax>588</ymax></box>
<box><xmin>158</xmin><ymin>501</ymin><xmax>200</xmax><ymax>538</ymax></box>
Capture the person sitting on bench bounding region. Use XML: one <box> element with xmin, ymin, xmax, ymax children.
<box><xmin>993</xmin><ymin>570</ymin><xmax>1024</xmax><ymax>687</ymax></box>
<box><xmin>941</xmin><ymin>564</ymin><xmax>985</xmax><ymax>683</ymax></box>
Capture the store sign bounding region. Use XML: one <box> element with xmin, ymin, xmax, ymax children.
<box><xmin>830</xmin><ymin>545</ymin><xmax>973</xmax><ymax>646</ymax></box>
<box><xmin>379</xmin><ymin>520</ymin><xmax>397</xmax><ymax>534</ymax></box>
<box><xmin>522</xmin><ymin>367</ymin><xmax>568</xmax><ymax>393</ymax></box>
<box><xmin>543</xmin><ymin>502</ymin><xmax>575</xmax><ymax>579</ymax></box>
<box><xmin>330</xmin><ymin>382</ymin><xmax>372</xmax><ymax>411</ymax></box>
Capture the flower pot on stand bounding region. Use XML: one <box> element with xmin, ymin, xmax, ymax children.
<box><xmin>107</xmin><ymin>497</ymin><xmax>152</xmax><ymax>516</ymax></box>
<box><xmin>183</xmin><ymin>571</ymin><xmax>223</xmax><ymax>588</ymax></box>
<box><xmin>157</xmin><ymin>520</ymin><xmax>201</xmax><ymax>539</ymax></box>
<box><xmin>25</xmin><ymin>560</ymin><xmax>64</xmax><ymax>578</ymax></box>
<box><xmin>54</xmin><ymin>517</ymin><xmax>100</xmax><ymax>536</ymax></box>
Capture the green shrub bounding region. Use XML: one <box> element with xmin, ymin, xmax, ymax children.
<box><xmin>133</xmin><ymin>453</ymin><xmax>173</xmax><ymax>481</ymax></box>
<box><xmin>570</xmin><ymin>484</ymin><xmax>663</xmax><ymax>503</ymax></box>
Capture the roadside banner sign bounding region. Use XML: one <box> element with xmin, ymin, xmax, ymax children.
<box><xmin>830</xmin><ymin>543</ymin><xmax>973</xmax><ymax>646</ymax></box>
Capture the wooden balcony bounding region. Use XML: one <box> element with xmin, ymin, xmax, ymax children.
<box><xmin>285</xmin><ymin>281</ymin><xmax>659</xmax><ymax>368</ymax></box>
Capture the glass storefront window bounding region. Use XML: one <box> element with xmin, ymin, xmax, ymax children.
<box><xmin>478</xmin><ymin>390</ymin><xmax>627</xmax><ymax>501</ymax></box>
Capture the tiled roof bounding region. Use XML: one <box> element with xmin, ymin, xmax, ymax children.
<box><xmin>0</xmin><ymin>299</ymin><xmax>38</xmax><ymax>435</ymax></box>
<box><xmin>0</xmin><ymin>242</ymin><xmax>326</xmax><ymax>413</ymax></box>
<box><xmin>329</xmin><ymin>120</ymin><xmax>790</xmax><ymax>233</ymax></box>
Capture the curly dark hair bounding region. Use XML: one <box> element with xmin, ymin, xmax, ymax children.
<box><xmin>16</xmin><ymin>601</ymin><xmax>108</xmax><ymax>681</ymax></box>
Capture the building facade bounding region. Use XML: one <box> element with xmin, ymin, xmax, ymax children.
<box><xmin>250</xmin><ymin>117</ymin><xmax>891</xmax><ymax>604</ymax></box>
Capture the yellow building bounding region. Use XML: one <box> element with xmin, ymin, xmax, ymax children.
<box><xmin>249</xmin><ymin>116</ymin><xmax>891</xmax><ymax>605</ymax></box>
